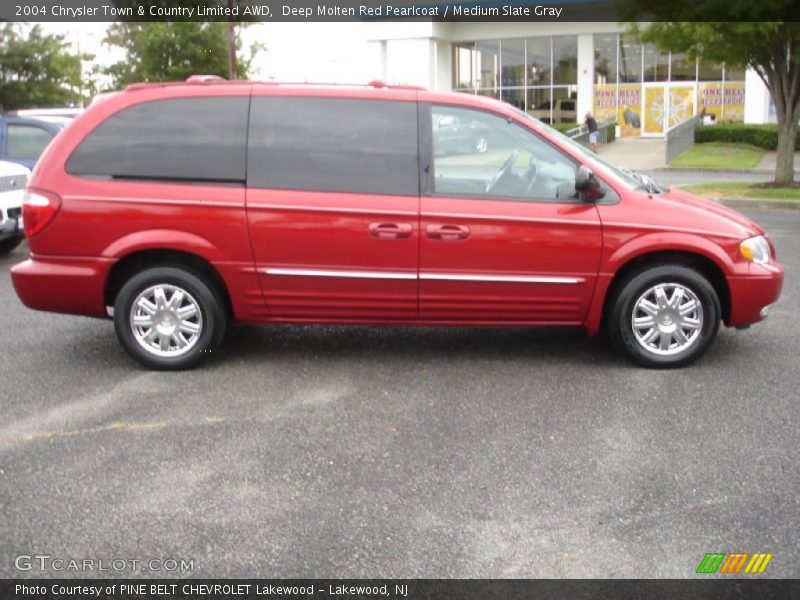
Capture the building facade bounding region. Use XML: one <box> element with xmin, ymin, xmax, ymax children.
<box><xmin>369</xmin><ymin>22</ymin><xmax>775</xmax><ymax>136</ymax></box>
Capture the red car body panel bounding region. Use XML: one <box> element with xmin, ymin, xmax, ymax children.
<box><xmin>419</xmin><ymin>196</ymin><xmax>601</xmax><ymax>323</ymax></box>
<box><xmin>11</xmin><ymin>81</ymin><xmax>784</xmax><ymax>337</ymax></box>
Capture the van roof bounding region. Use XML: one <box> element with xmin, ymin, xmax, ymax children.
<box><xmin>124</xmin><ymin>76</ymin><xmax>425</xmax><ymax>93</ymax></box>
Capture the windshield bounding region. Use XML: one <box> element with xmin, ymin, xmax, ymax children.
<box><xmin>509</xmin><ymin>106</ymin><xmax>648</xmax><ymax>191</ymax></box>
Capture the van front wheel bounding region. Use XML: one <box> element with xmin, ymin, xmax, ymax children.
<box><xmin>608</xmin><ymin>265</ymin><xmax>721</xmax><ymax>368</ymax></box>
<box><xmin>113</xmin><ymin>267</ymin><xmax>226</xmax><ymax>370</ymax></box>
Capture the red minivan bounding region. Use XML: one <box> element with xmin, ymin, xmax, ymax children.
<box><xmin>11</xmin><ymin>78</ymin><xmax>783</xmax><ymax>370</ymax></box>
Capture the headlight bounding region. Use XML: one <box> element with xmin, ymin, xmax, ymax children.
<box><xmin>740</xmin><ymin>235</ymin><xmax>771</xmax><ymax>264</ymax></box>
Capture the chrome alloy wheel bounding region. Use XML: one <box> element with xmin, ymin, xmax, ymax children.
<box><xmin>631</xmin><ymin>283</ymin><xmax>704</xmax><ymax>356</ymax></box>
<box><xmin>129</xmin><ymin>284</ymin><xmax>203</xmax><ymax>357</ymax></box>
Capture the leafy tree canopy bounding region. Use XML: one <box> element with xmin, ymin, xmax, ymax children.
<box><xmin>103</xmin><ymin>21</ymin><xmax>260</xmax><ymax>87</ymax></box>
<box><xmin>0</xmin><ymin>24</ymin><xmax>84</xmax><ymax>110</ymax></box>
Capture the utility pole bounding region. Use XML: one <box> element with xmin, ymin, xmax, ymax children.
<box><xmin>227</xmin><ymin>0</ymin><xmax>237</xmax><ymax>79</ymax></box>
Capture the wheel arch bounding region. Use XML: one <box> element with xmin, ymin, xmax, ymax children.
<box><xmin>104</xmin><ymin>248</ymin><xmax>233</xmax><ymax>318</ymax></box>
<box><xmin>601</xmin><ymin>249</ymin><xmax>731</xmax><ymax>328</ymax></box>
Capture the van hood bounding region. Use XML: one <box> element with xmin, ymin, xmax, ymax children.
<box><xmin>658</xmin><ymin>186</ymin><xmax>763</xmax><ymax>237</ymax></box>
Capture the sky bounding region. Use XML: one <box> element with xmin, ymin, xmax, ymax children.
<box><xmin>39</xmin><ymin>22</ymin><xmax>382</xmax><ymax>86</ymax></box>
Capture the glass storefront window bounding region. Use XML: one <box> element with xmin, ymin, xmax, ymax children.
<box><xmin>594</xmin><ymin>34</ymin><xmax>617</xmax><ymax>84</ymax></box>
<box><xmin>501</xmin><ymin>88</ymin><xmax>526</xmax><ymax>111</ymax></box>
<box><xmin>698</xmin><ymin>60</ymin><xmax>723</xmax><ymax>81</ymax></box>
<box><xmin>669</xmin><ymin>52</ymin><xmax>695</xmax><ymax>81</ymax></box>
<box><xmin>526</xmin><ymin>87</ymin><xmax>552</xmax><ymax>121</ymax></box>
<box><xmin>643</xmin><ymin>44</ymin><xmax>668</xmax><ymax>82</ymax></box>
<box><xmin>453</xmin><ymin>43</ymin><xmax>478</xmax><ymax>89</ymax></box>
<box><xmin>553</xmin><ymin>36</ymin><xmax>578</xmax><ymax>85</ymax></box>
<box><xmin>552</xmin><ymin>86</ymin><xmax>578</xmax><ymax>124</ymax></box>
<box><xmin>725</xmin><ymin>65</ymin><xmax>746</xmax><ymax>81</ymax></box>
<box><xmin>501</xmin><ymin>39</ymin><xmax>525</xmax><ymax>88</ymax></box>
<box><xmin>526</xmin><ymin>37</ymin><xmax>551</xmax><ymax>87</ymax></box>
<box><xmin>476</xmin><ymin>40</ymin><xmax>500</xmax><ymax>90</ymax></box>
<box><xmin>452</xmin><ymin>34</ymin><xmax>752</xmax><ymax>133</ymax></box>
<box><xmin>619</xmin><ymin>36</ymin><xmax>642</xmax><ymax>83</ymax></box>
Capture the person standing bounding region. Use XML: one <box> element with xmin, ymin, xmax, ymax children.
<box><xmin>585</xmin><ymin>111</ymin><xmax>599</xmax><ymax>152</ymax></box>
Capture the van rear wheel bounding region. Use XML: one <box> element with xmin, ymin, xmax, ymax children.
<box><xmin>608</xmin><ymin>265</ymin><xmax>721</xmax><ymax>368</ymax></box>
<box><xmin>113</xmin><ymin>267</ymin><xmax>226</xmax><ymax>370</ymax></box>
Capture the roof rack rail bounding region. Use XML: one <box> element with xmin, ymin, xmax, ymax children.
<box><xmin>123</xmin><ymin>78</ymin><xmax>425</xmax><ymax>92</ymax></box>
<box><xmin>186</xmin><ymin>75</ymin><xmax>226</xmax><ymax>83</ymax></box>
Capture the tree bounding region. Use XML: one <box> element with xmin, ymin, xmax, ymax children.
<box><xmin>103</xmin><ymin>22</ymin><xmax>260</xmax><ymax>88</ymax></box>
<box><xmin>620</xmin><ymin>5</ymin><xmax>799</xmax><ymax>185</ymax></box>
<box><xmin>0</xmin><ymin>24</ymin><xmax>84</xmax><ymax>110</ymax></box>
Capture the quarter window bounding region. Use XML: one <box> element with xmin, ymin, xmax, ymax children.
<box><xmin>247</xmin><ymin>97</ymin><xmax>419</xmax><ymax>196</ymax></box>
<box><xmin>431</xmin><ymin>105</ymin><xmax>578</xmax><ymax>202</ymax></box>
<box><xmin>7</xmin><ymin>124</ymin><xmax>53</xmax><ymax>160</ymax></box>
<box><xmin>67</xmin><ymin>97</ymin><xmax>249</xmax><ymax>183</ymax></box>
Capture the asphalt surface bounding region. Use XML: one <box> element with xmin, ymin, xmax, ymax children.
<box><xmin>1</xmin><ymin>207</ymin><xmax>798</xmax><ymax>579</ymax></box>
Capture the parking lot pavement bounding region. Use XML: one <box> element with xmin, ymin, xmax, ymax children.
<box><xmin>1</xmin><ymin>208</ymin><xmax>798</xmax><ymax>579</ymax></box>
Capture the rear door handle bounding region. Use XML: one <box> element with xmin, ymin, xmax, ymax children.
<box><xmin>426</xmin><ymin>224</ymin><xmax>471</xmax><ymax>240</ymax></box>
<box><xmin>368</xmin><ymin>222</ymin><xmax>413</xmax><ymax>239</ymax></box>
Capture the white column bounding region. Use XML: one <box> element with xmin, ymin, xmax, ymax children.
<box><xmin>435</xmin><ymin>40</ymin><xmax>452</xmax><ymax>91</ymax></box>
<box><xmin>744</xmin><ymin>67</ymin><xmax>771</xmax><ymax>124</ymax></box>
<box><xmin>577</xmin><ymin>34</ymin><xmax>595</xmax><ymax>119</ymax></box>
<box><xmin>374</xmin><ymin>40</ymin><xmax>388</xmax><ymax>83</ymax></box>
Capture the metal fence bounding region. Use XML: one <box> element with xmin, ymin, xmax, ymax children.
<box><xmin>565</xmin><ymin>117</ymin><xmax>616</xmax><ymax>147</ymax></box>
<box><xmin>665</xmin><ymin>115</ymin><xmax>702</xmax><ymax>164</ymax></box>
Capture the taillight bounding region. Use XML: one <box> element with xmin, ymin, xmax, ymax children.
<box><xmin>22</xmin><ymin>189</ymin><xmax>62</xmax><ymax>238</ymax></box>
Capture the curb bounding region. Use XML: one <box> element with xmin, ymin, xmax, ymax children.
<box><xmin>657</xmin><ymin>167</ymin><xmax>791</xmax><ymax>175</ymax></box>
<box><xmin>715</xmin><ymin>198</ymin><xmax>800</xmax><ymax>211</ymax></box>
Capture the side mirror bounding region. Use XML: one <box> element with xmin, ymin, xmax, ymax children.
<box><xmin>575</xmin><ymin>165</ymin><xmax>605</xmax><ymax>201</ymax></box>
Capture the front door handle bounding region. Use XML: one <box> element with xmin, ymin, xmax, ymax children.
<box><xmin>368</xmin><ymin>222</ymin><xmax>413</xmax><ymax>239</ymax></box>
<box><xmin>426</xmin><ymin>224</ymin><xmax>471</xmax><ymax>240</ymax></box>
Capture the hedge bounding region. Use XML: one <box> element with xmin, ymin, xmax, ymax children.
<box><xmin>695</xmin><ymin>123</ymin><xmax>800</xmax><ymax>151</ymax></box>
<box><xmin>551</xmin><ymin>123</ymin><xmax>575</xmax><ymax>133</ymax></box>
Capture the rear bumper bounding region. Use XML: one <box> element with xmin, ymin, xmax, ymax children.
<box><xmin>11</xmin><ymin>255</ymin><xmax>114</xmax><ymax>318</ymax></box>
<box><xmin>727</xmin><ymin>262</ymin><xmax>784</xmax><ymax>327</ymax></box>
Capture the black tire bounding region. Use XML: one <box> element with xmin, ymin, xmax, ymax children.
<box><xmin>607</xmin><ymin>265</ymin><xmax>721</xmax><ymax>368</ymax></box>
<box><xmin>0</xmin><ymin>237</ymin><xmax>22</xmax><ymax>255</ymax></box>
<box><xmin>113</xmin><ymin>266</ymin><xmax>226</xmax><ymax>370</ymax></box>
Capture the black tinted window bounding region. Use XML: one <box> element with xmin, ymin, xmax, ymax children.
<box><xmin>67</xmin><ymin>97</ymin><xmax>248</xmax><ymax>182</ymax></box>
<box><xmin>248</xmin><ymin>97</ymin><xmax>418</xmax><ymax>195</ymax></box>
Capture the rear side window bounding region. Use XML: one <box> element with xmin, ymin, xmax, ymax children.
<box><xmin>7</xmin><ymin>124</ymin><xmax>54</xmax><ymax>160</ymax></box>
<box><xmin>248</xmin><ymin>97</ymin><xmax>418</xmax><ymax>195</ymax></box>
<box><xmin>67</xmin><ymin>97</ymin><xmax>248</xmax><ymax>183</ymax></box>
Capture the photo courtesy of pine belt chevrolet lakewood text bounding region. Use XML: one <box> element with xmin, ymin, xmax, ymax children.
<box><xmin>11</xmin><ymin>76</ymin><xmax>783</xmax><ymax>370</ymax></box>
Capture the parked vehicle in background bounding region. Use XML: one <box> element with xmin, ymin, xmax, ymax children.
<box><xmin>529</xmin><ymin>98</ymin><xmax>577</xmax><ymax>124</ymax></box>
<box><xmin>0</xmin><ymin>115</ymin><xmax>66</xmax><ymax>169</ymax></box>
<box><xmin>434</xmin><ymin>113</ymin><xmax>491</xmax><ymax>154</ymax></box>
<box><xmin>0</xmin><ymin>160</ymin><xmax>29</xmax><ymax>255</ymax></box>
<box><xmin>12</xmin><ymin>107</ymin><xmax>82</xmax><ymax>120</ymax></box>
<box><xmin>10</xmin><ymin>77</ymin><xmax>784</xmax><ymax>370</ymax></box>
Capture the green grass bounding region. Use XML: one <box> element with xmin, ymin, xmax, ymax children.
<box><xmin>679</xmin><ymin>181</ymin><xmax>800</xmax><ymax>201</ymax></box>
<box><xmin>670</xmin><ymin>143</ymin><xmax>765</xmax><ymax>169</ymax></box>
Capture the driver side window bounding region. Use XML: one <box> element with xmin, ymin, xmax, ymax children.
<box><xmin>431</xmin><ymin>105</ymin><xmax>578</xmax><ymax>202</ymax></box>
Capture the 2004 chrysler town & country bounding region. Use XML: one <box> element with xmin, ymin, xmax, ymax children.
<box><xmin>11</xmin><ymin>77</ymin><xmax>784</xmax><ymax>370</ymax></box>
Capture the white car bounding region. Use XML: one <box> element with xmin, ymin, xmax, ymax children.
<box><xmin>0</xmin><ymin>160</ymin><xmax>29</xmax><ymax>254</ymax></box>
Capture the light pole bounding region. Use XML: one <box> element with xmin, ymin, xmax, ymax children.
<box><xmin>227</xmin><ymin>0</ymin><xmax>237</xmax><ymax>79</ymax></box>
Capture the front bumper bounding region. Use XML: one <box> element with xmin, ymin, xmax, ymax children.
<box><xmin>11</xmin><ymin>255</ymin><xmax>114</xmax><ymax>318</ymax></box>
<box><xmin>727</xmin><ymin>261</ymin><xmax>784</xmax><ymax>327</ymax></box>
